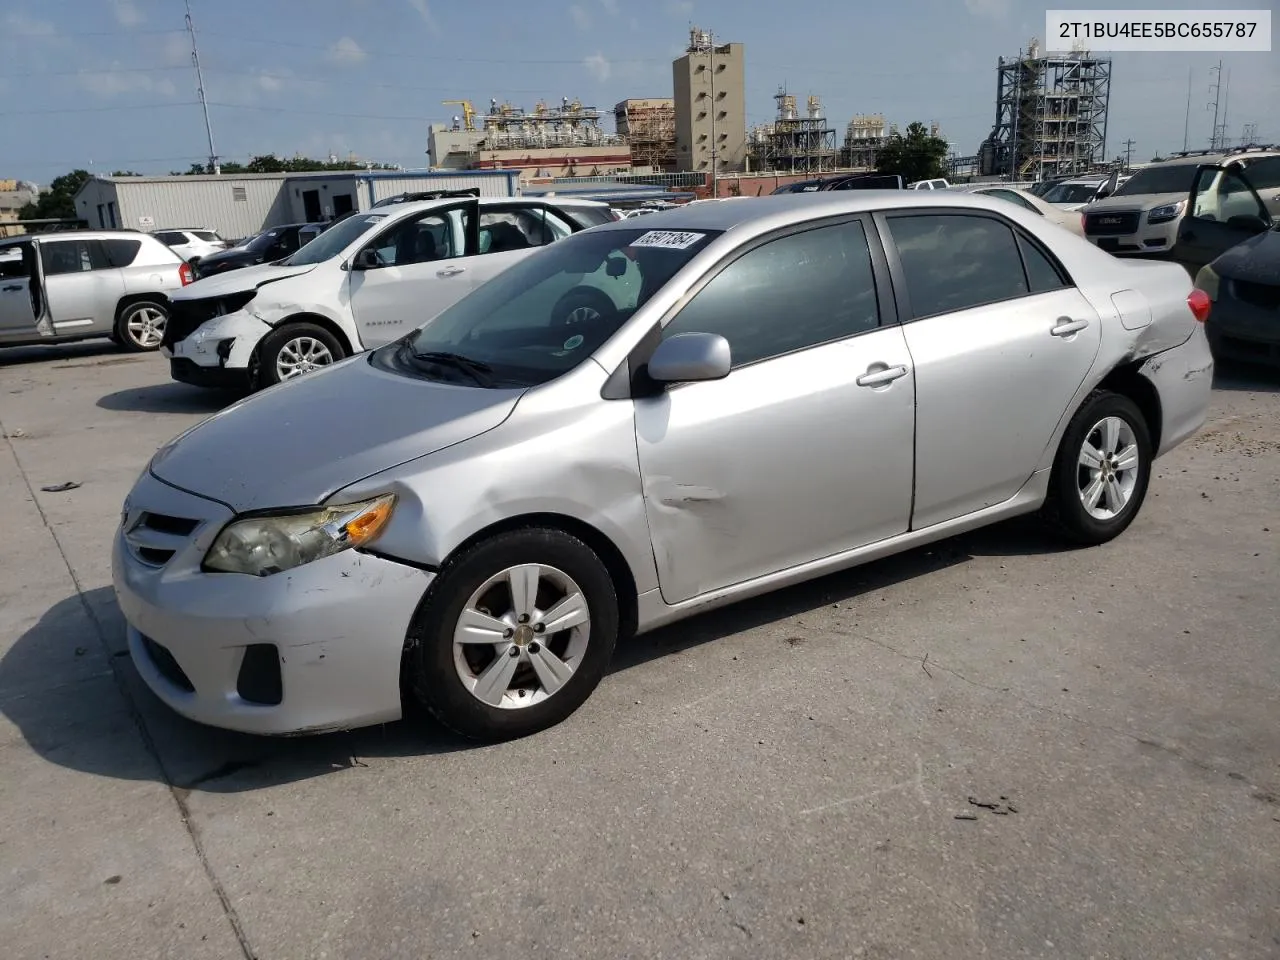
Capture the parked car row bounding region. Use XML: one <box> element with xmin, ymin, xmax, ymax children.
<box><xmin>111</xmin><ymin>188</ymin><xmax>1218</xmax><ymax>741</ymax></box>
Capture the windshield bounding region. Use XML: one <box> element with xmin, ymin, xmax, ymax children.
<box><xmin>1044</xmin><ymin>182</ymin><xmax>1101</xmax><ymax>204</ymax></box>
<box><xmin>381</xmin><ymin>226</ymin><xmax>721</xmax><ymax>388</ymax></box>
<box><xmin>280</xmin><ymin>213</ymin><xmax>387</xmax><ymax>266</ymax></box>
<box><xmin>1113</xmin><ymin>165</ymin><xmax>1200</xmax><ymax>197</ymax></box>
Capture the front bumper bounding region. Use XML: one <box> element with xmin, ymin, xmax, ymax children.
<box><xmin>111</xmin><ymin>470</ymin><xmax>433</xmax><ymax>735</ymax></box>
<box><xmin>168</xmin><ymin>309</ymin><xmax>269</xmax><ymax>374</ymax></box>
<box><xmin>1085</xmin><ymin>212</ymin><xmax>1179</xmax><ymax>256</ymax></box>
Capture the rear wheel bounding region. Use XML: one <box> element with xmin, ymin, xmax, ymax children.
<box><xmin>406</xmin><ymin>528</ymin><xmax>619</xmax><ymax>741</ymax></box>
<box><xmin>114</xmin><ymin>300</ymin><xmax>168</xmax><ymax>352</ymax></box>
<box><xmin>255</xmin><ymin>322</ymin><xmax>344</xmax><ymax>388</ymax></box>
<box><xmin>1042</xmin><ymin>390</ymin><xmax>1152</xmax><ymax>545</ymax></box>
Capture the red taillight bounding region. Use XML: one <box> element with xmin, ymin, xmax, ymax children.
<box><xmin>1187</xmin><ymin>288</ymin><xmax>1211</xmax><ymax>323</ymax></box>
<box><xmin>179</xmin><ymin>263</ymin><xmax>194</xmax><ymax>286</ymax></box>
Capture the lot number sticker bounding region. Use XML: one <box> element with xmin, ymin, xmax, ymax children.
<box><xmin>630</xmin><ymin>230</ymin><xmax>705</xmax><ymax>250</ymax></box>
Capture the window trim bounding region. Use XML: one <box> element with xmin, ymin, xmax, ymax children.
<box><xmin>874</xmin><ymin>208</ymin><xmax>1074</xmax><ymax>323</ymax></box>
<box><xmin>604</xmin><ymin>212</ymin><xmax>898</xmax><ymax>399</ymax></box>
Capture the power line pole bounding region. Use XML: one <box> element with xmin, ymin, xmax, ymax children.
<box><xmin>1219</xmin><ymin>69</ymin><xmax>1231</xmax><ymax>149</ymax></box>
<box><xmin>1207</xmin><ymin>60</ymin><xmax>1223</xmax><ymax>150</ymax></box>
<box><xmin>185</xmin><ymin>0</ymin><xmax>219</xmax><ymax>174</ymax></box>
<box><xmin>1241</xmin><ymin>121</ymin><xmax>1258</xmax><ymax>146</ymax></box>
<box><xmin>1182</xmin><ymin>66</ymin><xmax>1191</xmax><ymax>151</ymax></box>
<box><xmin>708</xmin><ymin>29</ymin><xmax>717</xmax><ymax>198</ymax></box>
<box><xmin>1122</xmin><ymin>138</ymin><xmax>1135</xmax><ymax>171</ymax></box>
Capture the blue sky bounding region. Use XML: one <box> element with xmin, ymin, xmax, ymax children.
<box><xmin>2</xmin><ymin>0</ymin><xmax>1276</xmax><ymax>183</ymax></box>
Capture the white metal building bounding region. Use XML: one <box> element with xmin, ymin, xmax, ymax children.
<box><xmin>74</xmin><ymin>169</ymin><xmax>520</xmax><ymax>237</ymax></box>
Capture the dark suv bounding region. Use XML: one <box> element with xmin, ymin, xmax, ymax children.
<box><xmin>192</xmin><ymin>223</ymin><xmax>313</xmax><ymax>279</ymax></box>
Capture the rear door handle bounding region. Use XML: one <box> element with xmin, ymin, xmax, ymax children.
<box><xmin>2</xmin><ymin>284</ymin><xmax>21</xmax><ymax>292</ymax></box>
<box><xmin>1050</xmin><ymin>317</ymin><xmax>1090</xmax><ymax>337</ymax></box>
<box><xmin>856</xmin><ymin>364</ymin><xmax>908</xmax><ymax>387</ymax></box>
<box><xmin>436</xmin><ymin>266</ymin><xmax>466</xmax><ymax>278</ymax></box>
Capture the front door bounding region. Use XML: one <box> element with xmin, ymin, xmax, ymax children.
<box><xmin>1173</xmin><ymin>164</ymin><xmax>1274</xmax><ymax>274</ymax></box>
<box><xmin>349</xmin><ymin>205</ymin><xmax>477</xmax><ymax>348</ymax></box>
<box><xmin>0</xmin><ymin>243</ymin><xmax>38</xmax><ymax>341</ymax></box>
<box><xmin>877</xmin><ymin>211</ymin><xmax>1102</xmax><ymax>529</ymax></box>
<box><xmin>37</xmin><ymin>238</ymin><xmax>124</xmax><ymax>332</ymax></box>
<box><xmin>634</xmin><ymin>218</ymin><xmax>916</xmax><ymax>605</ymax></box>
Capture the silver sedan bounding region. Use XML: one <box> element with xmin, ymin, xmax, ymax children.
<box><xmin>112</xmin><ymin>191</ymin><xmax>1214</xmax><ymax>741</ymax></box>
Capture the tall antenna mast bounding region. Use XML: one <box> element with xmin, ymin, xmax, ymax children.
<box><xmin>1207</xmin><ymin>60</ymin><xmax>1223</xmax><ymax>150</ymax></box>
<box><xmin>185</xmin><ymin>0</ymin><xmax>219</xmax><ymax>174</ymax></box>
<box><xmin>1182</xmin><ymin>66</ymin><xmax>1191</xmax><ymax>152</ymax></box>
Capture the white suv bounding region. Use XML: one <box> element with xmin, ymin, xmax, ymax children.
<box><xmin>152</xmin><ymin>228</ymin><xmax>228</xmax><ymax>263</ymax></box>
<box><xmin>163</xmin><ymin>195</ymin><xmax>616</xmax><ymax>391</ymax></box>
<box><xmin>0</xmin><ymin>230</ymin><xmax>193</xmax><ymax>352</ymax></box>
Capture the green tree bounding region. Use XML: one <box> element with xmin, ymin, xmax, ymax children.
<box><xmin>17</xmin><ymin>168</ymin><xmax>92</xmax><ymax>220</ymax></box>
<box><xmin>110</xmin><ymin>170</ymin><xmax>143</xmax><ymax>177</ymax></box>
<box><xmin>876</xmin><ymin>122</ymin><xmax>949</xmax><ymax>183</ymax></box>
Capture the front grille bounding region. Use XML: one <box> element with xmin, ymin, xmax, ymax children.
<box><xmin>125</xmin><ymin>511</ymin><xmax>201</xmax><ymax>567</ymax></box>
<box><xmin>1085</xmin><ymin>211</ymin><xmax>1140</xmax><ymax>236</ymax></box>
<box><xmin>141</xmin><ymin>636</ymin><xmax>195</xmax><ymax>692</ymax></box>
<box><xmin>1232</xmin><ymin>279</ymin><xmax>1280</xmax><ymax>311</ymax></box>
<box><xmin>162</xmin><ymin>291</ymin><xmax>256</xmax><ymax>350</ymax></box>
<box><xmin>237</xmin><ymin>644</ymin><xmax>283</xmax><ymax>705</ymax></box>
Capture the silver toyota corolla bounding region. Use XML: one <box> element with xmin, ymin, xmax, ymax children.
<box><xmin>112</xmin><ymin>192</ymin><xmax>1214</xmax><ymax>741</ymax></box>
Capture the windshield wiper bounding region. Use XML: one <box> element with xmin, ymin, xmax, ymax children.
<box><xmin>409</xmin><ymin>349</ymin><xmax>495</xmax><ymax>386</ymax></box>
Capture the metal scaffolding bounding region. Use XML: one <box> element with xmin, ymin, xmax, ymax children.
<box><xmin>839</xmin><ymin>114</ymin><xmax>890</xmax><ymax>170</ymax></box>
<box><xmin>614</xmin><ymin>99</ymin><xmax>676</xmax><ymax>171</ymax></box>
<box><xmin>748</xmin><ymin>89</ymin><xmax>838</xmax><ymax>174</ymax></box>
<box><xmin>479</xmin><ymin>97</ymin><xmax>625</xmax><ymax>151</ymax></box>
<box><xmin>980</xmin><ymin>39</ymin><xmax>1111</xmax><ymax>180</ymax></box>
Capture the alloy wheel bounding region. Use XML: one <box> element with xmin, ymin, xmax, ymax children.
<box><xmin>275</xmin><ymin>336</ymin><xmax>335</xmax><ymax>380</ymax></box>
<box><xmin>452</xmin><ymin>563</ymin><xmax>591</xmax><ymax>709</ymax></box>
<box><xmin>127</xmin><ymin>306</ymin><xmax>166</xmax><ymax>349</ymax></box>
<box><xmin>1076</xmin><ymin>416</ymin><xmax>1140</xmax><ymax>520</ymax></box>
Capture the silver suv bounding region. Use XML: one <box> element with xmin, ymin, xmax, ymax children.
<box><xmin>1083</xmin><ymin>147</ymin><xmax>1280</xmax><ymax>258</ymax></box>
<box><xmin>0</xmin><ymin>230</ymin><xmax>192</xmax><ymax>352</ymax></box>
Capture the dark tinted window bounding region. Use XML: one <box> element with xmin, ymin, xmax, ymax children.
<box><xmin>563</xmin><ymin>205</ymin><xmax>613</xmax><ymax>228</ymax></box>
<box><xmin>102</xmin><ymin>238</ymin><xmax>142</xmax><ymax>268</ymax></box>
<box><xmin>663</xmin><ymin>220</ymin><xmax>880</xmax><ymax>367</ymax></box>
<box><xmin>887</xmin><ymin>214</ymin><xmax>1029</xmax><ymax>318</ymax></box>
<box><xmin>40</xmin><ymin>239</ymin><xmax>110</xmax><ymax>275</ymax></box>
<box><xmin>191</xmin><ymin>230</ymin><xmax>222</xmax><ymax>242</ymax></box>
<box><xmin>1113</xmin><ymin>164</ymin><xmax>1200</xmax><ymax>196</ymax></box>
<box><xmin>1240</xmin><ymin>156</ymin><xmax>1280</xmax><ymax>191</ymax></box>
<box><xmin>154</xmin><ymin>231</ymin><xmax>185</xmax><ymax>245</ymax></box>
<box><xmin>1018</xmin><ymin>236</ymin><xmax>1069</xmax><ymax>292</ymax></box>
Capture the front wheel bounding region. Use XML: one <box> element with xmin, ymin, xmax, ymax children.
<box><xmin>115</xmin><ymin>300</ymin><xmax>168</xmax><ymax>352</ymax></box>
<box><xmin>254</xmin><ymin>322</ymin><xmax>345</xmax><ymax>389</ymax></box>
<box><xmin>1042</xmin><ymin>390</ymin><xmax>1152</xmax><ymax>545</ymax></box>
<box><xmin>405</xmin><ymin>528</ymin><xmax>619</xmax><ymax>741</ymax></box>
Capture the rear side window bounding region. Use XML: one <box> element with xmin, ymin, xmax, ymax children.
<box><xmin>192</xmin><ymin>231</ymin><xmax>222</xmax><ymax>242</ymax></box>
<box><xmin>886</xmin><ymin>214</ymin><xmax>1030</xmax><ymax>319</ymax></box>
<box><xmin>40</xmin><ymin>239</ymin><xmax>110</xmax><ymax>275</ymax></box>
<box><xmin>563</xmin><ymin>206</ymin><xmax>613</xmax><ymax>228</ymax></box>
<box><xmin>1018</xmin><ymin>236</ymin><xmax>1069</xmax><ymax>293</ymax></box>
<box><xmin>663</xmin><ymin>219</ymin><xmax>881</xmax><ymax>367</ymax></box>
<box><xmin>154</xmin><ymin>231</ymin><xmax>184</xmax><ymax>245</ymax></box>
<box><xmin>1238</xmin><ymin>156</ymin><xmax>1280</xmax><ymax>192</ymax></box>
<box><xmin>102</xmin><ymin>239</ymin><xmax>142</xmax><ymax>268</ymax></box>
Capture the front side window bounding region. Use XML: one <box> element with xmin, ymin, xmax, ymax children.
<box><xmin>886</xmin><ymin>214</ymin><xmax>1030</xmax><ymax>319</ymax></box>
<box><xmin>367</xmin><ymin>211</ymin><xmax>457</xmax><ymax>266</ymax></box>
<box><xmin>0</xmin><ymin>242</ymin><xmax>33</xmax><ymax>278</ymax></box>
<box><xmin>386</xmin><ymin>227</ymin><xmax>721</xmax><ymax>387</ymax></box>
<box><xmin>1191</xmin><ymin>168</ymin><xmax>1269</xmax><ymax>224</ymax></box>
<box><xmin>662</xmin><ymin>220</ymin><xmax>880</xmax><ymax>367</ymax></box>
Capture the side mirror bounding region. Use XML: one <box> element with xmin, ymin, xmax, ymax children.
<box><xmin>353</xmin><ymin>248</ymin><xmax>379</xmax><ymax>270</ymax></box>
<box><xmin>1094</xmin><ymin>188</ymin><xmax>1111</xmax><ymax>201</ymax></box>
<box><xmin>646</xmin><ymin>332</ymin><xmax>731</xmax><ymax>384</ymax></box>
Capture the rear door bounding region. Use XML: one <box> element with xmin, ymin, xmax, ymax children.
<box><xmin>1173</xmin><ymin>165</ymin><xmax>1274</xmax><ymax>274</ymax></box>
<box><xmin>878</xmin><ymin>210</ymin><xmax>1102</xmax><ymax>529</ymax></box>
<box><xmin>0</xmin><ymin>242</ymin><xmax>39</xmax><ymax>341</ymax></box>
<box><xmin>471</xmin><ymin>203</ymin><xmax>578</xmax><ymax>284</ymax></box>
<box><xmin>37</xmin><ymin>238</ymin><xmax>124</xmax><ymax>333</ymax></box>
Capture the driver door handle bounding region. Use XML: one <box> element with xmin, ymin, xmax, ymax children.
<box><xmin>436</xmin><ymin>266</ymin><xmax>466</xmax><ymax>278</ymax></box>
<box><xmin>1050</xmin><ymin>317</ymin><xmax>1090</xmax><ymax>338</ymax></box>
<box><xmin>2</xmin><ymin>284</ymin><xmax>21</xmax><ymax>292</ymax></box>
<box><xmin>856</xmin><ymin>364</ymin><xmax>908</xmax><ymax>387</ymax></box>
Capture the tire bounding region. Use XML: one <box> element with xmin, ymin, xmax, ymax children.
<box><xmin>551</xmin><ymin>286</ymin><xmax>617</xmax><ymax>329</ymax></box>
<box><xmin>254</xmin><ymin>321</ymin><xmax>345</xmax><ymax>389</ymax></box>
<box><xmin>406</xmin><ymin>528</ymin><xmax>620</xmax><ymax>742</ymax></box>
<box><xmin>114</xmin><ymin>300</ymin><xmax>168</xmax><ymax>352</ymax></box>
<box><xmin>1041</xmin><ymin>390</ymin><xmax>1152</xmax><ymax>545</ymax></box>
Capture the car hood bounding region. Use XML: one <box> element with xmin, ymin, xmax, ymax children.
<box><xmin>1086</xmin><ymin>192</ymin><xmax>1187</xmax><ymax>212</ymax></box>
<box><xmin>149</xmin><ymin>354</ymin><xmax>524</xmax><ymax>513</ymax></box>
<box><xmin>1212</xmin><ymin>228</ymin><xmax>1280</xmax><ymax>285</ymax></box>
<box><xmin>178</xmin><ymin>262</ymin><xmax>317</xmax><ymax>300</ymax></box>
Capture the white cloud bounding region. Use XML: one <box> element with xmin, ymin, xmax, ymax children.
<box><xmin>407</xmin><ymin>0</ymin><xmax>440</xmax><ymax>33</ymax></box>
<box><xmin>3</xmin><ymin>10</ymin><xmax>56</xmax><ymax>38</ymax></box>
<box><xmin>78</xmin><ymin>67</ymin><xmax>177</xmax><ymax>99</ymax></box>
<box><xmin>599</xmin><ymin>0</ymin><xmax>619</xmax><ymax>13</ymax></box>
<box><xmin>963</xmin><ymin>0</ymin><xmax>1010</xmax><ymax>21</ymax></box>
<box><xmin>570</xmin><ymin>4</ymin><xmax>590</xmax><ymax>31</ymax></box>
<box><xmin>158</xmin><ymin>33</ymin><xmax>190</xmax><ymax>66</ymax></box>
<box><xmin>327</xmin><ymin>36</ymin><xmax>367</xmax><ymax>65</ymax></box>
<box><xmin>584</xmin><ymin>52</ymin><xmax>611</xmax><ymax>82</ymax></box>
<box><xmin>113</xmin><ymin>0</ymin><xmax>144</xmax><ymax>26</ymax></box>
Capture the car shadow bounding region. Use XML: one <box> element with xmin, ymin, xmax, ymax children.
<box><xmin>610</xmin><ymin>515</ymin><xmax>1063</xmax><ymax>672</ymax></box>
<box><xmin>96</xmin><ymin>382</ymin><xmax>243</xmax><ymax>414</ymax></box>
<box><xmin>1211</xmin><ymin>360</ymin><xmax>1280</xmax><ymax>394</ymax></box>
<box><xmin>0</xmin><ymin>338</ymin><xmax>121</xmax><ymax>368</ymax></box>
<box><xmin>4</xmin><ymin>518</ymin><xmax>1062</xmax><ymax>793</ymax></box>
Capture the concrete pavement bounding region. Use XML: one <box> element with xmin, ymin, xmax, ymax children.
<box><xmin>1</xmin><ymin>341</ymin><xmax>1277</xmax><ymax>959</ymax></box>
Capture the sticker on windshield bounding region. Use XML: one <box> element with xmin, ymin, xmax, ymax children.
<box><xmin>562</xmin><ymin>334</ymin><xmax>584</xmax><ymax>351</ymax></box>
<box><xmin>630</xmin><ymin>230</ymin><xmax>705</xmax><ymax>250</ymax></box>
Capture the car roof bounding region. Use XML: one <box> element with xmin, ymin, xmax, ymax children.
<box><xmin>154</xmin><ymin>227</ymin><xmax>218</xmax><ymax>233</ymax></box>
<box><xmin>0</xmin><ymin>229</ymin><xmax>152</xmax><ymax>244</ymax></box>
<box><xmin>364</xmin><ymin>195</ymin><xmax>610</xmax><ymax>218</ymax></box>
<box><xmin>586</xmin><ymin>190</ymin><xmax>1028</xmax><ymax>234</ymax></box>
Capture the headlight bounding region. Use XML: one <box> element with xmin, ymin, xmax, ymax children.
<box><xmin>203</xmin><ymin>494</ymin><xmax>396</xmax><ymax>576</ymax></box>
<box><xmin>1147</xmin><ymin>201</ymin><xmax>1186</xmax><ymax>225</ymax></box>
<box><xmin>1193</xmin><ymin>264</ymin><xmax>1220</xmax><ymax>301</ymax></box>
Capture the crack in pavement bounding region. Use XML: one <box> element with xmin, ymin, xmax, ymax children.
<box><xmin>0</xmin><ymin>415</ymin><xmax>257</xmax><ymax>960</ymax></box>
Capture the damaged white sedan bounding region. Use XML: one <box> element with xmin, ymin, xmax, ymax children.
<box><xmin>115</xmin><ymin>192</ymin><xmax>1213</xmax><ymax>741</ymax></box>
